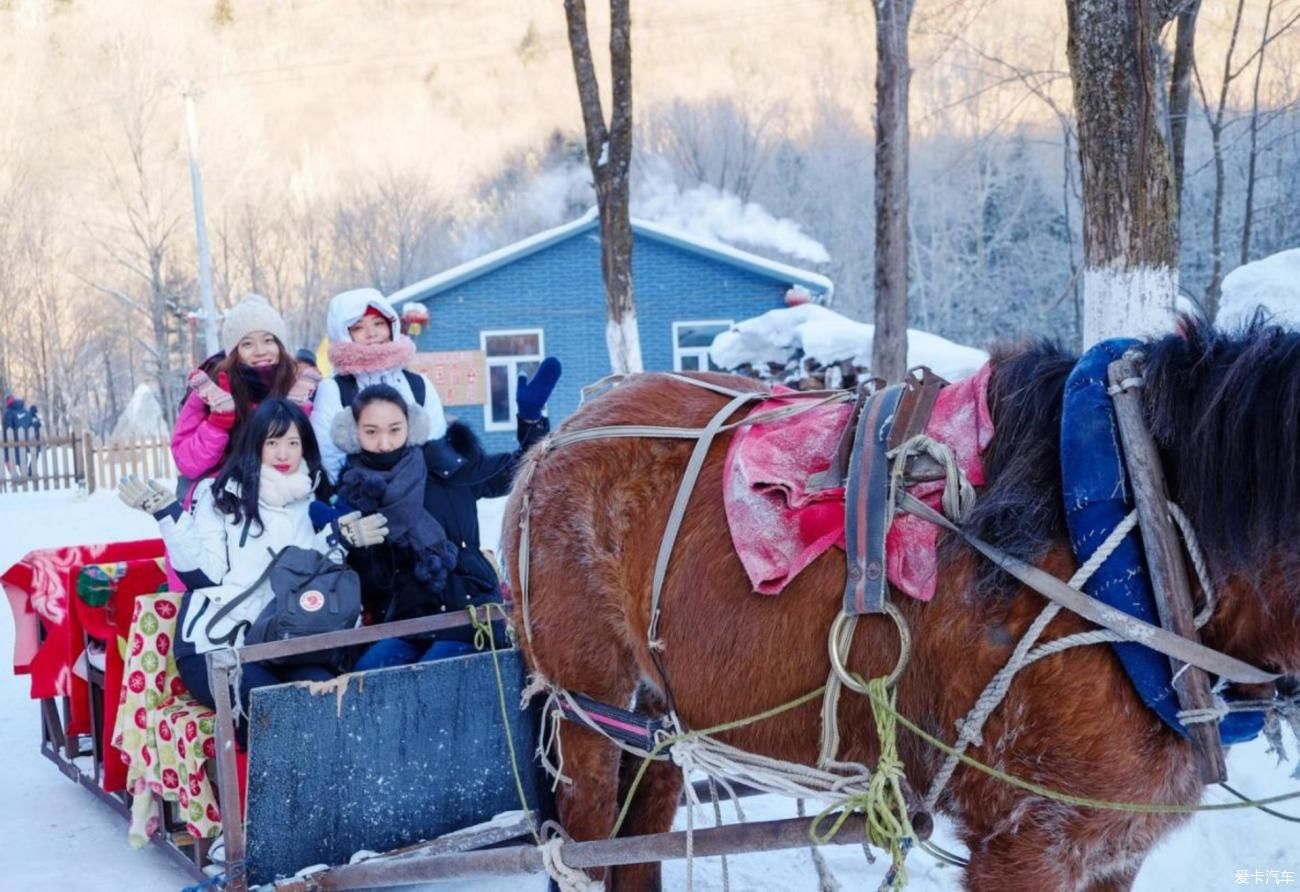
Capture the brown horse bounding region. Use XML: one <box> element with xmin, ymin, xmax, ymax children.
<box><xmin>502</xmin><ymin>321</ymin><xmax>1300</xmax><ymax>891</ymax></box>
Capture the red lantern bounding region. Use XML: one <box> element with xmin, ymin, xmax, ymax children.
<box><xmin>401</xmin><ymin>303</ymin><xmax>431</xmax><ymax>337</ymax></box>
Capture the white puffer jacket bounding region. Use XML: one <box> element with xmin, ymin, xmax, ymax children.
<box><xmin>164</xmin><ymin>468</ymin><xmax>343</xmax><ymax>656</ymax></box>
<box><xmin>311</xmin><ymin>288</ymin><xmax>447</xmax><ymax>483</ymax></box>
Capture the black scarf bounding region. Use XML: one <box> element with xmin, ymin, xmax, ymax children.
<box><xmin>339</xmin><ymin>447</ymin><xmax>458</xmax><ymax>591</ymax></box>
<box><xmin>237</xmin><ymin>363</ymin><xmax>280</xmax><ymax>403</ymax></box>
<box><xmin>358</xmin><ymin>445</ymin><xmax>409</xmax><ymax>472</ymax></box>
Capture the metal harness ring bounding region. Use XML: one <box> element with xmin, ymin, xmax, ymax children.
<box><xmin>828</xmin><ymin>601</ymin><xmax>912</xmax><ymax>694</ymax></box>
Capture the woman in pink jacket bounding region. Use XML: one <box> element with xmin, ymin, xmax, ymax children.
<box><xmin>168</xmin><ymin>295</ymin><xmax>319</xmax><ymax>589</ymax></box>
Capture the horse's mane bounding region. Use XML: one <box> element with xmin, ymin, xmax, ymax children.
<box><xmin>962</xmin><ymin>315</ymin><xmax>1300</xmax><ymax>590</ymax></box>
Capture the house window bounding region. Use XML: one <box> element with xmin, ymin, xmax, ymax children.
<box><xmin>482</xmin><ymin>329</ymin><xmax>544</xmax><ymax>431</ymax></box>
<box><xmin>672</xmin><ymin>320</ymin><xmax>733</xmax><ymax>372</ymax></box>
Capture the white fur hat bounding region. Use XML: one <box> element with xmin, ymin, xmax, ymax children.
<box><xmin>221</xmin><ymin>294</ymin><xmax>289</xmax><ymax>353</ymax></box>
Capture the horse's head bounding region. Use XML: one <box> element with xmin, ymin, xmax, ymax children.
<box><xmin>1142</xmin><ymin>317</ymin><xmax>1300</xmax><ymax>679</ymax></box>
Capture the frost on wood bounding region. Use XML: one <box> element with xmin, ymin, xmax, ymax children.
<box><xmin>1082</xmin><ymin>265</ymin><xmax>1177</xmax><ymax>346</ymax></box>
<box><xmin>605</xmin><ymin>312</ymin><xmax>644</xmax><ymax>375</ymax></box>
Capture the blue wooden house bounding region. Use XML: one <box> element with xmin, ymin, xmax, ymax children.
<box><xmin>388</xmin><ymin>208</ymin><xmax>833</xmax><ymax>452</ymax></box>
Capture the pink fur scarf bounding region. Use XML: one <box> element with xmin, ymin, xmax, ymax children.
<box><xmin>328</xmin><ymin>336</ymin><xmax>416</xmax><ymax>375</ymax></box>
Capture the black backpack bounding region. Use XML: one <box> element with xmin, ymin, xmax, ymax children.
<box><xmin>206</xmin><ymin>546</ymin><xmax>362</xmax><ymax>670</ymax></box>
<box><xmin>336</xmin><ymin>370</ymin><xmax>425</xmax><ymax>409</ymax></box>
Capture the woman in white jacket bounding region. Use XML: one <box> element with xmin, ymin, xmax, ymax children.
<box><xmin>311</xmin><ymin>288</ymin><xmax>447</xmax><ymax>483</ymax></box>
<box><xmin>122</xmin><ymin>399</ymin><xmax>387</xmax><ymax>742</ymax></box>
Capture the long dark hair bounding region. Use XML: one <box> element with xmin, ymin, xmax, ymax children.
<box><xmin>215</xmin><ymin>340</ymin><xmax>298</xmax><ymax>425</ymax></box>
<box><xmin>212</xmin><ymin>399</ymin><xmax>331</xmax><ymax>534</ymax></box>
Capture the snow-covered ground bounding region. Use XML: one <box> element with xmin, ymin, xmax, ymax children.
<box><xmin>2</xmin><ymin>489</ymin><xmax>1297</xmax><ymax>890</ymax></box>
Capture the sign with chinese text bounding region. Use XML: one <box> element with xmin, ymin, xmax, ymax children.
<box><xmin>407</xmin><ymin>350</ymin><xmax>487</xmax><ymax>406</ymax></box>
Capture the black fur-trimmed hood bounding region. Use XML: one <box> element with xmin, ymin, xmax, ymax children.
<box><xmin>425</xmin><ymin>420</ymin><xmax>481</xmax><ymax>478</ymax></box>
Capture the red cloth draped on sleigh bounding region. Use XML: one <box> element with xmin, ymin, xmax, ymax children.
<box><xmin>724</xmin><ymin>365</ymin><xmax>993</xmax><ymax>599</ymax></box>
<box><xmin>3</xmin><ymin>539</ymin><xmax>165</xmax><ymax>790</ymax></box>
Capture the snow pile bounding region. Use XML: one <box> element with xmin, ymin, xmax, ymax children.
<box><xmin>109</xmin><ymin>384</ymin><xmax>169</xmax><ymax>442</ymax></box>
<box><xmin>633</xmin><ymin>162</ymin><xmax>831</xmax><ymax>265</ymax></box>
<box><xmin>1219</xmin><ymin>247</ymin><xmax>1300</xmax><ymax>329</ymax></box>
<box><xmin>710</xmin><ymin>304</ymin><xmax>988</xmax><ymax>382</ymax></box>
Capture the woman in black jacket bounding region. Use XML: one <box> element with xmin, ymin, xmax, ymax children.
<box><xmin>334</xmin><ymin>359</ymin><xmax>559</xmax><ymax>669</ymax></box>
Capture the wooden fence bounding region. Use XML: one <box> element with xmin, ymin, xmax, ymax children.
<box><xmin>0</xmin><ymin>429</ymin><xmax>87</xmax><ymax>493</ymax></box>
<box><xmin>89</xmin><ymin>434</ymin><xmax>175</xmax><ymax>492</ymax></box>
<box><xmin>0</xmin><ymin>429</ymin><xmax>174</xmax><ymax>495</ymax></box>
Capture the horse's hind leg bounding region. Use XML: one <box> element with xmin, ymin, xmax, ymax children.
<box><xmin>553</xmin><ymin>721</ymin><xmax>623</xmax><ymax>885</ymax></box>
<box><xmin>610</xmin><ymin>688</ymin><xmax>683</xmax><ymax>891</ymax></box>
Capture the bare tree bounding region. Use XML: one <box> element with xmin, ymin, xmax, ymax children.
<box><xmin>870</xmin><ymin>0</ymin><xmax>917</xmax><ymax>383</ymax></box>
<box><xmin>564</xmin><ymin>0</ymin><xmax>641</xmax><ymax>374</ymax></box>
<box><xmin>82</xmin><ymin>47</ymin><xmax>192</xmax><ymax>422</ymax></box>
<box><xmin>1168</xmin><ymin>0</ymin><xmax>1202</xmax><ymax>213</ymax></box>
<box><xmin>1193</xmin><ymin>0</ymin><xmax>1249</xmax><ymax>321</ymax></box>
<box><xmin>639</xmin><ymin>97</ymin><xmax>783</xmax><ymax>202</ymax></box>
<box><xmin>1066</xmin><ymin>0</ymin><xmax>1180</xmax><ymax>346</ymax></box>
<box><xmin>1240</xmin><ymin>0</ymin><xmax>1300</xmax><ymax>264</ymax></box>
<box><xmin>332</xmin><ymin>172</ymin><xmax>450</xmax><ymax>295</ymax></box>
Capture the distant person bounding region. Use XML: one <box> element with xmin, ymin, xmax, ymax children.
<box><xmin>2</xmin><ymin>396</ymin><xmax>35</xmax><ymax>483</ymax></box>
<box><xmin>311</xmin><ymin>289</ymin><xmax>446</xmax><ymax>484</ymax></box>
<box><xmin>293</xmin><ymin>348</ymin><xmax>320</xmax><ymax>402</ymax></box>
<box><xmin>295</xmin><ymin>347</ymin><xmax>318</xmax><ymax>374</ymax></box>
<box><xmin>25</xmin><ymin>405</ymin><xmax>42</xmax><ymax>477</ymax></box>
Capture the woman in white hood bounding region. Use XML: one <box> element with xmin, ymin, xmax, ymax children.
<box><xmin>312</xmin><ymin>288</ymin><xmax>447</xmax><ymax>483</ymax></box>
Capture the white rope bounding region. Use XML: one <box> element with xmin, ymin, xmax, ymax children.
<box><xmin>1178</xmin><ymin>705</ymin><xmax>1231</xmax><ymax>725</ymax></box>
<box><xmin>535</xmin><ymin>689</ymin><xmax>573</xmax><ymax>789</ymax></box>
<box><xmin>538</xmin><ymin>833</ymin><xmax>604</xmax><ymax>892</ymax></box>
<box><xmin>670</xmin><ymin>735</ymin><xmax>876</xmax><ymax>804</ymax></box>
<box><xmin>799</xmin><ymin>798</ymin><xmax>844</xmax><ymax>892</ymax></box>
<box><xmin>1066</xmin><ymin>510</ymin><xmax>1139</xmax><ymax>590</ymax></box>
<box><xmin>921</xmin><ymin>457</ymin><xmax>1141</xmax><ymax>811</ymax></box>
<box><xmin>707</xmin><ymin>778</ymin><xmax>732</xmax><ymax>892</ymax></box>
<box><xmin>1167</xmin><ymin>501</ymin><xmax>1217</xmax><ymax>628</ymax></box>
<box><xmin>683</xmin><ymin>763</ymin><xmax>697</xmax><ymax>892</ymax></box>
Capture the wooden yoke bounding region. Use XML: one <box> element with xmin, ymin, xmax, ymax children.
<box><xmin>1108</xmin><ymin>356</ymin><xmax>1227</xmax><ymax>784</ymax></box>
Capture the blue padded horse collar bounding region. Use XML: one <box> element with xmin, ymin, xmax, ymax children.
<box><xmin>1060</xmin><ymin>339</ymin><xmax>1265</xmax><ymax>744</ymax></box>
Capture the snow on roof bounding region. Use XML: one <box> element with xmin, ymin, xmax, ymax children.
<box><xmin>388</xmin><ymin>207</ymin><xmax>833</xmax><ymax>307</ymax></box>
<box><xmin>1219</xmin><ymin>247</ymin><xmax>1300</xmax><ymax>329</ymax></box>
<box><xmin>710</xmin><ymin>304</ymin><xmax>988</xmax><ymax>381</ymax></box>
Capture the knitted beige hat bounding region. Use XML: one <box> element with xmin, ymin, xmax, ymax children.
<box><xmin>221</xmin><ymin>294</ymin><xmax>289</xmax><ymax>353</ymax></box>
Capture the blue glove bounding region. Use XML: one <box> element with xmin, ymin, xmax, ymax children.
<box><xmin>516</xmin><ymin>356</ymin><xmax>562</xmax><ymax>421</ymax></box>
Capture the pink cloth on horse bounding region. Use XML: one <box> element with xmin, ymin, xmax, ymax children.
<box><xmin>723</xmin><ymin>364</ymin><xmax>994</xmax><ymax>600</ymax></box>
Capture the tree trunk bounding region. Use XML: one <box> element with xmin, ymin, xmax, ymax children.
<box><xmin>1202</xmin><ymin>0</ymin><xmax>1247</xmax><ymax>322</ymax></box>
<box><xmin>870</xmin><ymin>0</ymin><xmax>915</xmax><ymax>384</ymax></box>
<box><xmin>1168</xmin><ymin>1</ymin><xmax>1201</xmax><ymax>215</ymax></box>
<box><xmin>1066</xmin><ymin>0</ymin><xmax>1180</xmax><ymax>347</ymax></box>
<box><xmin>565</xmin><ymin>0</ymin><xmax>642</xmax><ymax>374</ymax></box>
<box><xmin>1241</xmin><ymin>0</ymin><xmax>1277</xmax><ymax>265</ymax></box>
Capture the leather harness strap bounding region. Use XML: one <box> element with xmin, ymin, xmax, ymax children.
<box><xmin>842</xmin><ymin>385</ymin><xmax>904</xmax><ymax>615</ymax></box>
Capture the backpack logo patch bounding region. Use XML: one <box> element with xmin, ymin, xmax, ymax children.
<box><xmin>299</xmin><ymin>590</ymin><xmax>326</xmax><ymax>613</ymax></box>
